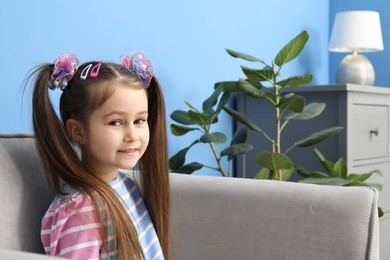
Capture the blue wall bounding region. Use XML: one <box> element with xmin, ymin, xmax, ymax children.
<box><xmin>0</xmin><ymin>0</ymin><xmax>329</xmax><ymax>175</ymax></box>
<box><xmin>329</xmin><ymin>0</ymin><xmax>390</xmax><ymax>86</ymax></box>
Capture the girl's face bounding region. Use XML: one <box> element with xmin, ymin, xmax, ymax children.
<box><xmin>82</xmin><ymin>82</ymin><xmax>149</xmax><ymax>181</ymax></box>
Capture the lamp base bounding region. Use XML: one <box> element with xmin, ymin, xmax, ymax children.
<box><xmin>336</xmin><ymin>53</ymin><xmax>375</xmax><ymax>86</ymax></box>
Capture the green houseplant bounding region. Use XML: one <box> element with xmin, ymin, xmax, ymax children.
<box><xmin>168</xmin><ymin>30</ymin><xmax>384</xmax><ymax>216</ymax></box>
<box><xmin>218</xmin><ymin>30</ymin><xmax>343</xmax><ymax>181</ymax></box>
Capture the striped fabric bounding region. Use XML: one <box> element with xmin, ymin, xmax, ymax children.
<box><xmin>41</xmin><ymin>172</ymin><xmax>163</xmax><ymax>259</ymax></box>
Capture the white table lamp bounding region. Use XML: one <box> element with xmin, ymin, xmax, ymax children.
<box><xmin>329</xmin><ymin>11</ymin><xmax>384</xmax><ymax>85</ymax></box>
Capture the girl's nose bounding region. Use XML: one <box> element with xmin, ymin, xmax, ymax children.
<box><xmin>124</xmin><ymin>135</ymin><xmax>132</xmax><ymax>142</ymax></box>
<box><xmin>124</xmin><ymin>127</ymin><xmax>136</xmax><ymax>142</ymax></box>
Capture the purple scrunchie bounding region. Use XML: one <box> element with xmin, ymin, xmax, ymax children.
<box><xmin>120</xmin><ymin>51</ymin><xmax>153</xmax><ymax>88</ymax></box>
<box><xmin>48</xmin><ymin>54</ymin><xmax>79</xmax><ymax>90</ymax></box>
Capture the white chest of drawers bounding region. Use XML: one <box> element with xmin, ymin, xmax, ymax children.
<box><xmin>236</xmin><ymin>84</ymin><xmax>390</xmax><ymax>259</ymax></box>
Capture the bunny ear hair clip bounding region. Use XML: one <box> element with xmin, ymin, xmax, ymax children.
<box><xmin>120</xmin><ymin>51</ymin><xmax>153</xmax><ymax>88</ymax></box>
<box><xmin>48</xmin><ymin>54</ymin><xmax>79</xmax><ymax>91</ymax></box>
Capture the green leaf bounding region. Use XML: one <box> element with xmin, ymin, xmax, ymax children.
<box><xmin>203</xmin><ymin>85</ymin><xmax>222</xmax><ymax>113</ymax></box>
<box><xmin>216</xmin><ymin>91</ymin><xmax>231</xmax><ymax>113</ymax></box>
<box><xmin>223</xmin><ymin>107</ymin><xmax>265</xmax><ymax>133</ymax></box>
<box><xmin>215</xmin><ymin>81</ymin><xmax>240</xmax><ymax>92</ymax></box>
<box><xmin>277</xmin><ymin>74</ymin><xmax>313</xmax><ymax>87</ymax></box>
<box><xmin>347</xmin><ymin>170</ymin><xmax>383</xmax><ymax>182</ymax></box>
<box><xmin>299</xmin><ymin>177</ymin><xmax>350</xmax><ymax>186</ymax></box>
<box><xmin>241</xmin><ymin>66</ymin><xmax>274</xmax><ymax>82</ymax></box>
<box><xmin>184</xmin><ymin>101</ymin><xmax>199</xmax><ymax>112</ymax></box>
<box><xmin>175</xmin><ymin>162</ymin><xmax>204</xmax><ymax>174</ymax></box>
<box><xmin>200</xmin><ymin>132</ymin><xmax>227</xmax><ymax>144</ymax></box>
<box><xmin>345</xmin><ymin>181</ymin><xmax>383</xmax><ymax>191</ymax></box>
<box><xmin>200</xmin><ymin>133</ymin><xmax>215</xmax><ymax>143</ymax></box>
<box><xmin>296</xmin><ymin>167</ymin><xmax>314</xmax><ymax>177</ymax></box>
<box><xmin>293</xmin><ymin>126</ymin><xmax>344</xmax><ymax>148</ymax></box>
<box><xmin>221</xmin><ymin>143</ymin><xmax>253</xmax><ymax>160</ymax></box>
<box><xmin>226</xmin><ymin>48</ymin><xmax>266</xmax><ymax>64</ymax></box>
<box><xmin>255</xmin><ymin>152</ymin><xmax>293</xmax><ymax>171</ymax></box>
<box><xmin>169</xmin><ymin>140</ymin><xmax>200</xmax><ymax>170</ymax></box>
<box><xmin>170</xmin><ymin>110</ymin><xmax>194</xmax><ymax>125</ymax></box>
<box><xmin>170</xmin><ymin>124</ymin><xmax>198</xmax><ymax>136</ymax></box>
<box><xmin>378</xmin><ymin>207</ymin><xmax>384</xmax><ymax>218</ymax></box>
<box><xmin>313</xmin><ymin>148</ymin><xmax>334</xmax><ymax>173</ymax></box>
<box><xmin>281</xmin><ymin>167</ymin><xmax>295</xmax><ymax>181</ymax></box>
<box><xmin>255</xmin><ymin>168</ymin><xmax>271</xmax><ymax>180</ymax></box>
<box><xmin>297</xmin><ymin>167</ymin><xmax>330</xmax><ymax>178</ymax></box>
<box><xmin>332</xmin><ymin>158</ymin><xmax>348</xmax><ymax>179</ymax></box>
<box><xmin>274</xmin><ymin>31</ymin><xmax>309</xmax><ymax>67</ymax></box>
<box><xmin>264</xmin><ymin>92</ymin><xmax>278</xmax><ymax>104</ymax></box>
<box><xmin>286</xmin><ymin>102</ymin><xmax>326</xmax><ymax>120</ymax></box>
<box><xmin>204</xmin><ymin>107</ymin><xmax>216</xmax><ymax>116</ymax></box>
<box><xmin>211</xmin><ymin>132</ymin><xmax>227</xmax><ymax>144</ymax></box>
<box><xmin>231</xmin><ymin>127</ymin><xmax>248</xmax><ymax>145</ymax></box>
<box><xmin>278</xmin><ymin>94</ymin><xmax>305</xmax><ymax>113</ymax></box>
<box><xmin>237</xmin><ymin>78</ymin><xmax>267</xmax><ymax>99</ymax></box>
<box><xmin>188</xmin><ymin>110</ymin><xmax>209</xmax><ymax>125</ymax></box>
<box><xmin>205</xmin><ymin>110</ymin><xmax>219</xmax><ymax>125</ymax></box>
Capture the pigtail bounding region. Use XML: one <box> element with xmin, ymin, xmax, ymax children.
<box><xmin>140</xmin><ymin>77</ymin><xmax>170</xmax><ymax>259</ymax></box>
<box><xmin>32</xmin><ymin>64</ymin><xmax>82</xmax><ymax>193</ymax></box>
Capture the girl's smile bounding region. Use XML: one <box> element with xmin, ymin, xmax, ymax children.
<box><xmin>117</xmin><ymin>148</ymin><xmax>140</xmax><ymax>157</ymax></box>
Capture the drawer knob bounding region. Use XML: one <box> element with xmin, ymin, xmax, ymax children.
<box><xmin>370</xmin><ymin>129</ymin><xmax>379</xmax><ymax>136</ymax></box>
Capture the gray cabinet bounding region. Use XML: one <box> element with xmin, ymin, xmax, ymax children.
<box><xmin>236</xmin><ymin>83</ymin><xmax>390</xmax><ymax>259</ymax></box>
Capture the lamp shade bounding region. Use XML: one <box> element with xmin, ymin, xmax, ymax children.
<box><xmin>329</xmin><ymin>11</ymin><xmax>383</xmax><ymax>53</ymax></box>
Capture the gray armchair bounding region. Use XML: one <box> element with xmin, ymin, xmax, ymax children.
<box><xmin>0</xmin><ymin>134</ymin><xmax>380</xmax><ymax>259</ymax></box>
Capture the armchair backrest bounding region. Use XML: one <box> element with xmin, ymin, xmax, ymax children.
<box><xmin>0</xmin><ymin>134</ymin><xmax>52</xmax><ymax>253</ymax></box>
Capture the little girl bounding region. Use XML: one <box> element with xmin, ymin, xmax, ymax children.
<box><xmin>29</xmin><ymin>52</ymin><xmax>170</xmax><ymax>259</ymax></box>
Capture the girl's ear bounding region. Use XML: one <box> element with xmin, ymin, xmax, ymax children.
<box><xmin>66</xmin><ymin>119</ymin><xmax>86</xmax><ymax>145</ymax></box>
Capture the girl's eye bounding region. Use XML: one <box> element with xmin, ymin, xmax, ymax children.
<box><xmin>109</xmin><ymin>120</ymin><xmax>122</xmax><ymax>126</ymax></box>
<box><xmin>135</xmin><ymin>119</ymin><xmax>146</xmax><ymax>125</ymax></box>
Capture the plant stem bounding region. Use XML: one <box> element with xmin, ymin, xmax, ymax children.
<box><xmin>275</xmin><ymin>107</ymin><xmax>281</xmax><ymax>153</ymax></box>
<box><xmin>227</xmin><ymin>160</ymin><xmax>232</xmax><ymax>178</ymax></box>
<box><xmin>209</xmin><ymin>142</ymin><xmax>226</xmax><ymax>177</ymax></box>
<box><xmin>274</xmin><ymin>73</ymin><xmax>282</xmax><ymax>181</ymax></box>
<box><xmin>202</xmin><ymin>165</ymin><xmax>221</xmax><ymax>171</ymax></box>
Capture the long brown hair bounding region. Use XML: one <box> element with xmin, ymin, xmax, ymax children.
<box><xmin>30</xmin><ymin>61</ymin><xmax>170</xmax><ymax>259</ymax></box>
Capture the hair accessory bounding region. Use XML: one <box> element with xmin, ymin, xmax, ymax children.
<box><xmin>80</xmin><ymin>63</ymin><xmax>102</xmax><ymax>80</ymax></box>
<box><xmin>48</xmin><ymin>54</ymin><xmax>79</xmax><ymax>90</ymax></box>
<box><xmin>80</xmin><ymin>64</ymin><xmax>92</xmax><ymax>80</ymax></box>
<box><xmin>120</xmin><ymin>51</ymin><xmax>153</xmax><ymax>88</ymax></box>
<box><xmin>90</xmin><ymin>63</ymin><xmax>102</xmax><ymax>78</ymax></box>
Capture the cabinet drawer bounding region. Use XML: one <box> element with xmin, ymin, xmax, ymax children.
<box><xmin>350</xmin><ymin>103</ymin><xmax>389</xmax><ymax>164</ymax></box>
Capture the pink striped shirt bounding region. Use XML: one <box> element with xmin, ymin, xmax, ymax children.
<box><xmin>41</xmin><ymin>194</ymin><xmax>104</xmax><ymax>259</ymax></box>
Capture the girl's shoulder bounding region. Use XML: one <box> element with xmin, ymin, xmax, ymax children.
<box><xmin>46</xmin><ymin>190</ymin><xmax>95</xmax><ymax>218</ymax></box>
<box><xmin>41</xmin><ymin>190</ymin><xmax>101</xmax><ymax>258</ymax></box>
